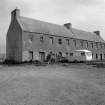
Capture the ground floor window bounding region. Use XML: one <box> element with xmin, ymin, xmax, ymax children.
<box><xmin>81</xmin><ymin>52</ymin><xmax>85</xmax><ymax>56</ymax></box>
<box><xmin>58</xmin><ymin>52</ymin><xmax>62</xmax><ymax>57</ymax></box>
<box><xmin>66</xmin><ymin>52</ymin><xmax>68</xmax><ymax>56</ymax></box>
<box><xmin>70</xmin><ymin>53</ymin><xmax>73</xmax><ymax>56</ymax></box>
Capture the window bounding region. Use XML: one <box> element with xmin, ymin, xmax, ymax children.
<box><xmin>104</xmin><ymin>54</ymin><xmax>105</xmax><ymax>58</ymax></box>
<box><xmin>73</xmin><ymin>40</ymin><xmax>76</xmax><ymax>47</ymax></box>
<box><xmin>86</xmin><ymin>42</ymin><xmax>88</xmax><ymax>48</ymax></box>
<box><xmin>96</xmin><ymin>54</ymin><xmax>98</xmax><ymax>59</ymax></box>
<box><xmin>96</xmin><ymin>42</ymin><xmax>98</xmax><ymax>48</ymax></box>
<box><xmin>58</xmin><ymin>52</ymin><xmax>62</xmax><ymax>57</ymax></box>
<box><xmin>102</xmin><ymin>44</ymin><xmax>104</xmax><ymax>49</ymax></box>
<box><xmin>100</xmin><ymin>43</ymin><xmax>103</xmax><ymax>49</ymax></box>
<box><xmin>70</xmin><ymin>53</ymin><xmax>73</xmax><ymax>56</ymax></box>
<box><xmin>80</xmin><ymin>41</ymin><xmax>83</xmax><ymax>47</ymax></box>
<box><xmin>28</xmin><ymin>35</ymin><xmax>33</xmax><ymax>43</ymax></box>
<box><xmin>66</xmin><ymin>52</ymin><xmax>68</xmax><ymax>56</ymax></box>
<box><xmin>91</xmin><ymin>42</ymin><xmax>93</xmax><ymax>48</ymax></box>
<box><xmin>66</xmin><ymin>39</ymin><xmax>70</xmax><ymax>46</ymax></box>
<box><xmin>81</xmin><ymin>52</ymin><xmax>85</xmax><ymax>56</ymax></box>
<box><xmin>49</xmin><ymin>37</ymin><xmax>54</xmax><ymax>44</ymax></box>
<box><xmin>40</xmin><ymin>36</ymin><xmax>44</xmax><ymax>43</ymax></box>
<box><xmin>58</xmin><ymin>39</ymin><xmax>62</xmax><ymax>44</ymax></box>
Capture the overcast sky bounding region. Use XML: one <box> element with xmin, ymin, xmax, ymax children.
<box><xmin>0</xmin><ymin>0</ymin><xmax>105</xmax><ymax>53</ymax></box>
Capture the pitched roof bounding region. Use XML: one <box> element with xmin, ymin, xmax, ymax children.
<box><xmin>19</xmin><ymin>16</ymin><xmax>75</xmax><ymax>38</ymax></box>
<box><xmin>18</xmin><ymin>16</ymin><xmax>105</xmax><ymax>43</ymax></box>
<box><xmin>71</xmin><ymin>28</ymin><xmax>105</xmax><ymax>43</ymax></box>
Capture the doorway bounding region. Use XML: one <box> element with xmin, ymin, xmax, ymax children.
<box><xmin>29</xmin><ymin>51</ymin><xmax>33</xmax><ymax>61</ymax></box>
<box><xmin>39</xmin><ymin>52</ymin><xmax>45</xmax><ymax>62</ymax></box>
<box><xmin>100</xmin><ymin>54</ymin><xmax>102</xmax><ymax>60</ymax></box>
<box><xmin>96</xmin><ymin>54</ymin><xmax>98</xmax><ymax>60</ymax></box>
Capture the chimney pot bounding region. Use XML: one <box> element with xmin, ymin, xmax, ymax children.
<box><xmin>93</xmin><ymin>31</ymin><xmax>100</xmax><ymax>36</ymax></box>
<box><xmin>64</xmin><ymin>23</ymin><xmax>72</xmax><ymax>29</ymax></box>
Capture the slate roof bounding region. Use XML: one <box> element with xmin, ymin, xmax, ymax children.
<box><xmin>18</xmin><ymin>16</ymin><xmax>105</xmax><ymax>43</ymax></box>
<box><xmin>19</xmin><ymin>16</ymin><xmax>75</xmax><ymax>38</ymax></box>
<box><xmin>71</xmin><ymin>28</ymin><xmax>105</xmax><ymax>43</ymax></box>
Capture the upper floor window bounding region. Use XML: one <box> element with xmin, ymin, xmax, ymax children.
<box><xmin>40</xmin><ymin>36</ymin><xmax>44</xmax><ymax>43</ymax></box>
<box><xmin>58</xmin><ymin>38</ymin><xmax>62</xmax><ymax>44</ymax></box>
<box><xmin>91</xmin><ymin>42</ymin><xmax>93</xmax><ymax>48</ymax></box>
<box><xmin>80</xmin><ymin>41</ymin><xmax>83</xmax><ymax>48</ymax></box>
<box><xmin>66</xmin><ymin>39</ymin><xmax>70</xmax><ymax>46</ymax></box>
<box><xmin>86</xmin><ymin>42</ymin><xmax>88</xmax><ymax>48</ymax></box>
<box><xmin>28</xmin><ymin>35</ymin><xmax>33</xmax><ymax>43</ymax></box>
<box><xmin>104</xmin><ymin>44</ymin><xmax>105</xmax><ymax>49</ymax></box>
<box><xmin>70</xmin><ymin>53</ymin><xmax>73</xmax><ymax>56</ymax></box>
<box><xmin>73</xmin><ymin>39</ymin><xmax>76</xmax><ymax>47</ymax></box>
<box><xmin>100</xmin><ymin>43</ymin><xmax>103</xmax><ymax>48</ymax></box>
<box><xmin>96</xmin><ymin>42</ymin><xmax>98</xmax><ymax>48</ymax></box>
<box><xmin>49</xmin><ymin>37</ymin><xmax>54</xmax><ymax>44</ymax></box>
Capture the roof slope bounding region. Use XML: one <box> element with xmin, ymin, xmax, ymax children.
<box><xmin>71</xmin><ymin>28</ymin><xmax>105</xmax><ymax>43</ymax></box>
<box><xmin>19</xmin><ymin>16</ymin><xmax>75</xmax><ymax>38</ymax></box>
<box><xmin>18</xmin><ymin>16</ymin><xmax>105</xmax><ymax>43</ymax></box>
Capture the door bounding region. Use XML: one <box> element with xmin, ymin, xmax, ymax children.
<box><xmin>39</xmin><ymin>52</ymin><xmax>45</xmax><ymax>62</ymax></box>
<box><xmin>29</xmin><ymin>51</ymin><xmax>33</xmax><ymax>61</ymax></box>
<box><xmin>96</xmin><ymin>54</ymin><xmax>98</xmax><ymax>60</ymax></box>
<box><xmin>100</xmin><ymin>54</ymin><xmax>102</xmax><ymax>60</ymax></box>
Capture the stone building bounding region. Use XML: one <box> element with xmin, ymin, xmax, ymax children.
<box><xmin>6</xmin><ymin>9</ymin><xmax>105</xmax><ymax>62</ymax></box>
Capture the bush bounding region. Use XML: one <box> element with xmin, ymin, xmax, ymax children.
<box><xmin>3</xmin><ymin>59</ymin><xmax>21</xmax><ymax>65</ymax></box>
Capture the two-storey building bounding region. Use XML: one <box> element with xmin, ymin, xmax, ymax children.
<box><xmin>6</xmin><ymin>9</ymin><xmax>105</xmax><ymax>62</ymax></box>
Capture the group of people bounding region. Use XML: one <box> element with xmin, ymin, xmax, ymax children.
<box><xmin>45</xmin><ymin>51</ymin><xmax>63</xmax><ymax>64</ymax></box>
<box><xmin>46</xmin><ymin>52</ymin><xmax>56</xmax><ymax>64</ymax></box>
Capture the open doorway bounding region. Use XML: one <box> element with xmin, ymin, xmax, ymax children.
<box><xmin>39</xmin><ymin>52</ymin><xmax>45</xmax><ymax>62</ymax></box>
<box><xmin>29</xmin><ymin>51</ymin><xmax>33</xmax><ymax>61</ymax></box>
<box><xmin>100</xmin><ymin>54</ymin><xmax>102</xmax><ymax>60</ymax></box>
<box><xmin>96</xmin><ymin>54</ymin><xmax>98</xmax><ymax>60</ymax></box>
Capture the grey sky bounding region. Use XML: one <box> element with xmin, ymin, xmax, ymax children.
<box><xmin>0</xmin><ymin>0</ymin><xmax>105</xmax><ymax>53</ymax></box>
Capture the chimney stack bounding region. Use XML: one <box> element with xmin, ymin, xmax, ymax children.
<box><xmin>64</xmin><ymin>23</ymin><xmax>72</xmax><ymax>29</ymax></box>
<box><xmin>11</xmin><ymin>8</ymin><xmax>20</xmax><ymax>20</ymax></box>
<box><xmin>93</xmin><ymin>31</ymin><xmax>100</xmax><ymax>36</ymax></box>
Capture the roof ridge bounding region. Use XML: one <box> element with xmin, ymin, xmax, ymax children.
<box><xmin>20</xmin><ymin>16</ymin><xmax>65</xmax><ymax>28</ymax></box>
<box><xmin>72</xmin><ymin>28</ymin><xmax>95</xmax><ymax>35</ymax></box>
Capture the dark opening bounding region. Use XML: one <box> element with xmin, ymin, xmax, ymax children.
<box><xmin>100</xmin><ymin>54</ymin><xmax>102</xmax><ymax>60</ymax></box>
<box><xmin>29</xmin><ymin>51</ymin><xmax>33</xmax><ymax>61</ymax></box>
<box><xmin>96</xmin><ymin>54</ymin><xmax>98</xmax><ymax>60</ymax></box>
<box><xmin>39</xmin><ymin>52</ymin><xmax>45</xmax><ymax>62</ymax></box>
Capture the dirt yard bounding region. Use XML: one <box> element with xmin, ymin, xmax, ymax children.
<box><xmin>0</xmin><ymin>63</ymin><xmax>105</xmax><ymax>105</ymax></box>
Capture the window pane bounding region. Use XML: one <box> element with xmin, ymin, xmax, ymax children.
<box><xmin>81</xmin><ymin>52</ymin><xmax>85</xmax><ymax>56</ymax></box>
<box><xmin>80</xmin><ymin>41</ymin><xmax>83</xmax><ymax>47</ymax></box>
<box><xmin>28</xmin><ymin>35</ymin><xmax>33</xmax><ymax>43</ymax></box>
<box><xmin>70</xmin><ymin>53</ymin><xmax>73</xmax><ymax>56</ymax></box>
<box><xmin>66</xmin><ymin>39</ymin><xmax>70</xmax><ymax>46</ymax></box>
<box><xmin>40</xmin><ymin>36</ymin><xmax>44</xmax><ymax>42</ymax></box>
<box><xmin>58</xmin><ymin>39</ymin><xmax>62</xmax><ymax>44</ymax></box>
<box><xmin>73</xmin><ymin>40</ymin><xmax>76</xmax><ymax>46</ymax></box>
<box><xmin>49</xmin><ymin>37</ymin><xmax>54</xmax><ymax>44</ymax></box>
